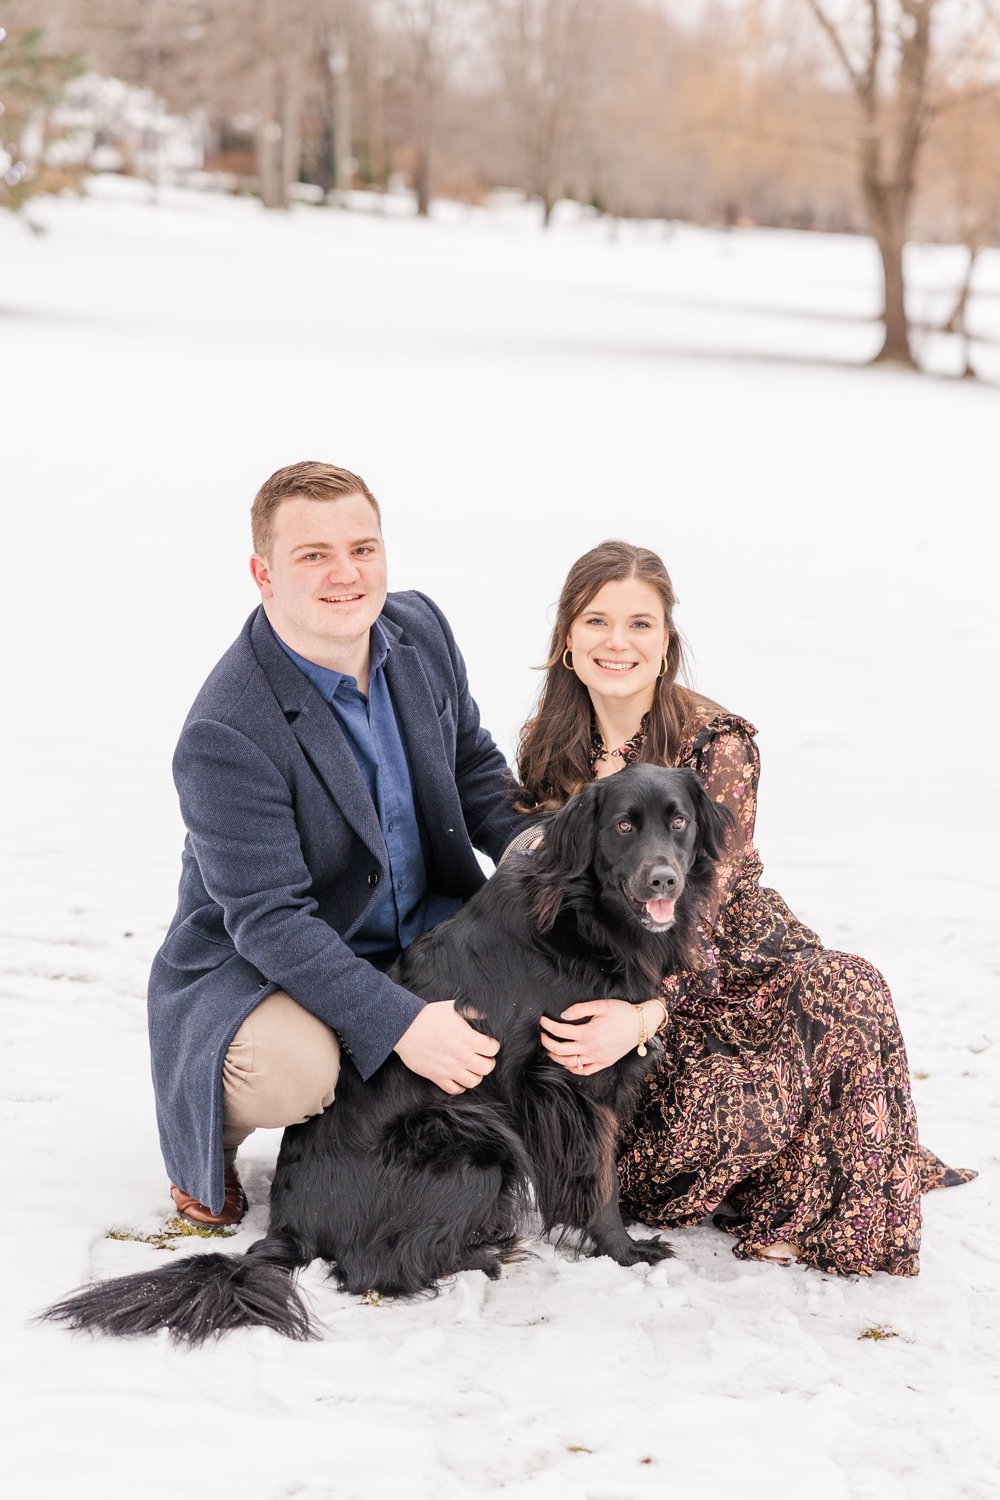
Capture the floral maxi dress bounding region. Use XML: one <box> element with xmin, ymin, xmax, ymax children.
<box><xmin>614</xmin><ymin>707</ymin><xmax>974</xmax><ymax>1276</ymax></box>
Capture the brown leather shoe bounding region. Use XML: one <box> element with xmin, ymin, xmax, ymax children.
<box><xmin>170</xmin><ymin>1150</ymin><xmax>247</xmax><ymax>1227</ymax></box>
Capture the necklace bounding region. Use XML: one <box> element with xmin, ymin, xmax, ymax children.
<box><xmin>590</xmin><ymin>712</ymin><xmax>649</xmax><ymax>769</ymax></box>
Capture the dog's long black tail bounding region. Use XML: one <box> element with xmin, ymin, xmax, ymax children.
<box><xmin>39</xmin><ymin>1230</ymin><xmax>315</xmax><ymax>1345</ymax></box>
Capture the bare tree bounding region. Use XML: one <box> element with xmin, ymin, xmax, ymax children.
<box><xmin>920</xmin><ymin>81</ymin><xmax>1000</xmax><ymax>373</ymax></box>
<box><xmin>386</xmin><ymin>0</ymin><xmax>471</xmax><ymax>215</ymax></box>
<box><xmin>197</xmin><ymin>0</ymin><xmax>318</xmax><ymax>209</ymax></box>
<box><xmin>661</xmin><ymin>1</ymin><xmax>860</xmax><ymax>230</ymax></box>
<box><xmin>488</xmin><ymin>0</ymin><xmax>605</xmax><ymax>225</ymax></box>
<box><xmin>799</xmin><ymin>0</ymin><xmax>1000</xmax><ymax>366</ymax></box>
<box><xmin>576</xmin><ymin>2</ymin><xmax>671</xmax><ymax>222</ymax></box>
<box><xmin>301</xmin><ymin>0</ymin><xmax>371</xmax><ymax>197</ymax></box>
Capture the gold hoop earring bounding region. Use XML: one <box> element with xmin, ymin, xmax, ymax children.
<box><xmin>562</xmin><ymin>649</ymin><xmax>574</xmax><ymax>671</ymax></box>
<box><xmin>657</xmin><ymin>657</ymin><xmax>667</xmax><ymax>679</ymax></box>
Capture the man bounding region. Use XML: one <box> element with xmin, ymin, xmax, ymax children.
<box><xmin>148</xmin><ymin>461</ymin><xmax>530</xmax><ymax>1226</ymax></box>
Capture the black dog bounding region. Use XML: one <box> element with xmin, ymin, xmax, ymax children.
<box><xmin>43</xmin><ymin>765</ymin><xmax>732</xmax><ymax>1343</ymax></box>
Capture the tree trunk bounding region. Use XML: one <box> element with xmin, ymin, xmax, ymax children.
<box><xmin>803</xmin><ymin>0</ymin><xmax>938</xmax><ymax>374</ymax></box>
<box><xmin>862</xmin><ymin>149</ymin><xmax>914</xmax><ymax>366</ymax></box>
<box><xmin>411</xmin><ymin>33</ymin><xmax>434</xmax><ymax>217</ymax></box>
<box><xmin>942</xmin><ymin>241</ymin><xmax>979</xmax><ymax>372</ymax></box>
<box><xmin>364</xmin><ymin>49</ymin><xmax>387</xmax><ymax>191</ymax></box>
<box><xmin>257</xmin><ymin>122</ymin><xmax>286</xmax><ymax>209</ymax></box>
<box><xmin>281</xmin><ymin>52</ymin><xmax>304</xmax><ymax>201</ymax></box>
<box><xmin>941</xmin><ymin>246</ymin><xmax>976</xmax><ymax>335</ymax></box>
<box><xmin>257</xmin><ymin>64</ymin><xmax>286</xmax><ymax>209</ymax></box>
<box><xmin>317</xmin><ymin>62</ymin><xmax>336</xmax><ymax>196</ymax></box>
<box><xmin>414</xmin><ymin>145</ymin><xmax>431</xmax><ymax>216</ymax></box>
<box><xmin>413</xmin><ymin>79</ymin><xmax>431</xmax><ymax>216</ymax></box>
<box><xmin>872</xmin><ymin>221</ymin><xmax>913</xmax><ymax>365</ymax></box>
<box><xmin>334</xmin><ymin>46</ymin><xmax>352</xmax><ymax>195</ymax></box>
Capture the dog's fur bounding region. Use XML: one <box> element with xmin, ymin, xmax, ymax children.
<box><xmin>43</xmin><ymin>765</ymin><xmax>732</xmax><ymax>1343</ymax></box>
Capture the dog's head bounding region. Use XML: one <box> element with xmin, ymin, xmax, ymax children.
<box><xmin>529</xmin><ymin>764</ymin><xmax>734</xmax><ymax>936</ymax></box>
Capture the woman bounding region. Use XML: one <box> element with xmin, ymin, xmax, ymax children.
<box><xmin>515</xmin><ymin>541</ymin><xmax>972</xmax><ymax>1277</ymax></box>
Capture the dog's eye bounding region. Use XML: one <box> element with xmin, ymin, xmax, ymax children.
<box><xmin>616</xmin><ymin>819</ymin><xmax>633</xmax><ymax>834</ymax></box>
<box><xmin>671</xmin><ymin>816</ymin><xmax>688</xmax><ymax>830</ymax></box>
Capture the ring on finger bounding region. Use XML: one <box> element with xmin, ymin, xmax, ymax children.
<box><xmin>575</xmin><ymin>1057</ymin><xmax>585</xmax><ymax>1072</ymax></box>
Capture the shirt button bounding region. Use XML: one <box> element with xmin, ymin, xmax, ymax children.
<box><xmin>388</xmin><ymin>822</ymin><xmax>395</xmax><ymax>833</ymax></box>
<box><xmin>368</xmin><ymin>872</ymin><xmax>379</xmax><ymax>886</ymax></box>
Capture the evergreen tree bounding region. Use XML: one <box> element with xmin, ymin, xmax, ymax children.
<box><xmin>0</xmin><ymin>0</ymin><xmax>84</xmax><ymax>216</ymax></box>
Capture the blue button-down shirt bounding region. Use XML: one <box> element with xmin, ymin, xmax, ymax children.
<box><xmin>276</xmin><ymin>622</ymin><xmax>461</xmax><ymax>957</ymax></box>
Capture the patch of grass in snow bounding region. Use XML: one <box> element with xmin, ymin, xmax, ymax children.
<box><xmin>106</xmin><ymin>1216</ymin><xmax>237</xmax><ymax>1252</ymax></box>
<box><xmin>858</xmin><ymin>1325</ymin><xmax>900</xmax><ymax>1341</ymax></box>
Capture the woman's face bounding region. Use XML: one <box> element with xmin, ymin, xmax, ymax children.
<box><xmin>565</xmin><ymin>577</ymin><xmax>669</xmax><ymax>712</ymax></box>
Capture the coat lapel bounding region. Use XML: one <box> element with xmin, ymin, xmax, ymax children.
<box><xmin>250</xmin><ymin>609</ymin><xmax>385</xmax><ymax>858</ymax></box>
<box><xmin>382</xmin><ymin>634</ymin><xmax>455</xmax><ymax>837</ymax></box>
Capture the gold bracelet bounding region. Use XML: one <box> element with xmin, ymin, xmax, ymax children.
<box><xmin>647</xmin><ymin>997</ymin><xmax>669</xmax><ymax>1034</ymax></box>
<box><xmin>636</xmin><ymin>1003</ymin><xmax>649</xmax><ymax>1057</ymax></box>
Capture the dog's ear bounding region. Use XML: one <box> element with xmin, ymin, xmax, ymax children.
<box><xmin>529</xmin><ymin>781</ymin><xmax>605</xmax><ymax>931</ymax></box>
<box><xmin>679</xmin><ymin>769</ymin><xmax>737</xmax><ymax>864</ymax></box>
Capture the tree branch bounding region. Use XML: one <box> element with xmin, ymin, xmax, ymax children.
<box><xmin>803</xmin><ymin>0</ymin><xmax>869</xmax><ymax>103</ymax></box>
<box><xmin>863</xmin><ymin>0</ymin><xmax>881</xmax><ymax>109</ymax></box>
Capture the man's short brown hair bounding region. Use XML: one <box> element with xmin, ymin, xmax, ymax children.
<box><xmin>251</xmin><ymin>461</ymin><xmax>382</xmax><ymax>556</ymax></box>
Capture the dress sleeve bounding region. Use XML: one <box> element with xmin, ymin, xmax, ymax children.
<box><xmin>654</xmin><ymin>716</ymin><xmax>762</xmax><ymax>1013</ymax></box>
<box><xmin>687</xmin><ymin>715</ymin><xmax>760</xmax><ymax>924</ymax></box>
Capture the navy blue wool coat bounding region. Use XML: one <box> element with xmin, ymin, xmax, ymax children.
<box><xmin>148</xmin><ymin>593</ymin><xmax>527</xmax><ymax>1213</ymax></box>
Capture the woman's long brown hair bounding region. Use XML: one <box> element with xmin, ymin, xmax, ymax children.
<box><xmin>515</xmin><ymin>540</ymin><xmax>705</xmax><ymax>813</ymax></box>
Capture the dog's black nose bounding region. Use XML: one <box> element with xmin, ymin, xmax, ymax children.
<box><xmin>647</xmin><ymin>863</ymin><xmax>678</xmax><ymax>893</ymax></box>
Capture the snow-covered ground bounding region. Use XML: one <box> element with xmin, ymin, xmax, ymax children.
<box><xmin>1</xmin><ymin>179</ymin><xmax>997</xmax><ymax>1500</ymax></box>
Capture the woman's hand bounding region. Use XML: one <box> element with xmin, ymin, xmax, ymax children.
<box><xmin>540</xmin><ymin>998</ymin><xmax>659</xmax><ymax>1076</ymax></box>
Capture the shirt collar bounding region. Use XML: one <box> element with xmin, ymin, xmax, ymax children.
<box><xmin>274</xmin><ymin>619</ymin><xmax>391</xmax><ymax>704</ymax></box>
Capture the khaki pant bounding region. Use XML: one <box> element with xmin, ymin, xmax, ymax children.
<box><xmin>222</xmin><ymin>991</ymin><xmax>342</xmax><ymax>1151</ymax></box>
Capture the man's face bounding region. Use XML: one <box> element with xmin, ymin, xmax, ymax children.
<box><xmin>250</xmin><ymin>494</ymin><xmax>388</xmax><ymax>667</ymax></box>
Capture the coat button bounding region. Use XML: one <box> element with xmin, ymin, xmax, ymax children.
<box><xmin>368</xmin><ymin>872</ymin><xmax>379</xmax><ymax>886</ymax></box>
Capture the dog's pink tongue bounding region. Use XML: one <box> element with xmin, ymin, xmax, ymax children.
<box><xmin>646</xmin><ymin>898</ymin><xmax>675</xmax><ymax>924</ymax></box>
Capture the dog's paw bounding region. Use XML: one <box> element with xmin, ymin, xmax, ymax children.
<box><xmin>621</xmin><ymin>1235</ymin><xmax>674</xmax><ymax>1266</ymax></box>
<box><xmin>593</xmin><ymin>1234</ymin><xmax>674</xmax><ymax>1266</ymax></box>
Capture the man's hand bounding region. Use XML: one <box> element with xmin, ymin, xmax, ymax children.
<box><xmin>394</xmin><ymin>1000</ymin><xmax>500</xmax><ymax>1094</ymax></box>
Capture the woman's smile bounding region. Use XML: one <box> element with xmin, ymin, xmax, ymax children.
<box><xmin>593</xmin><ymin>657</ymin><xmax>639</xmax><ymax>673</ymax></box>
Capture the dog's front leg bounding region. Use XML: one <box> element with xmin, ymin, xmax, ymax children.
<box><xmin>587</xmin><ymin>1177</ymin><xmax>674</xmax><ymax>1266</ymax></box>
